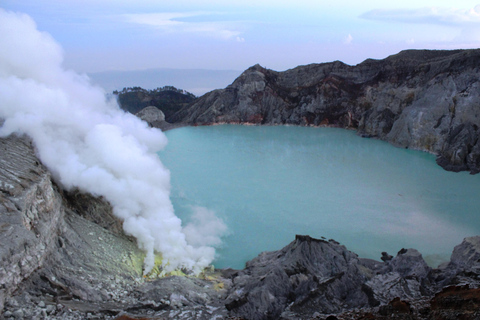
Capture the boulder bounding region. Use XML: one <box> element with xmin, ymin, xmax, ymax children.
<box><xmin>136</xmin><ymin>106</ymin><xmax>165</xmax><ymax>123</ymax></box>
<box><xmin>365</xmin><ymin>248</ymin><xmax>432</xmax><ymax>305</ymax></box>
<box><xmin>135</xmin><ymin>106</ymin><xmax>180</xmax><ymax>131</ymax></box>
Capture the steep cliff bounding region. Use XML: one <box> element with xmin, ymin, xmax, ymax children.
<box><xmin>171</xmin><ymin>49</ymin><xmax>480</xmax><ymax>173</ymax></box>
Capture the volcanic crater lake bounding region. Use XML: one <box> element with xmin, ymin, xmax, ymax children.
<box><xmin>159</xmin><ymin>125</ymin><xmax>480</xmax><ymax>269</ymax></box>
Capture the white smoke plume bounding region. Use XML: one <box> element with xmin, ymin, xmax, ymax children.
<box><xmin>184</xmin><ymin>206</ymin><xmax>229</xmax><ymax>248</ymax></box>
<box><xmin>0</xmin><ymin>9</ymin><xmax>227</xmax><ymax>274</ymax></box>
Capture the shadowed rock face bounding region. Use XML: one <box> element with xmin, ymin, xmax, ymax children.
<box><xmin>115</xmin><ymin>87</ymin><xmax>196</xmax><ymax>122</ymax></box>
<box><xmin>171</xmin><ymin>49</ymin><xmax>480</xmax><ymax>174</ymax></box>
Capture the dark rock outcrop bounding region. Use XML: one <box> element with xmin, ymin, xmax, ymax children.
<box><xmin>223</xmin><ymin>237</ymin><xmax>433</xmax><ymax>320</ymax></box>
<box><xmin>115</xmin><ymin>86</ymin><xmax>196</xmax><ymax>122</ymax></box>
<box><xmin>225</xmin><ymin>235</ymin><xmax>480</xmax><ymax>320</ymax></box>
<box><xmin>429</xmin><ymin>285</ymin><xmax>480</xmax><ymax>319</ymax></box>
<box><xmin>171</xmin><ymin>49</ymin><xmax>480</xmax><ymax>173</ymax></box>
<box><xmin>225</xmin><ymin>235</ymin><xmax>373</xmax><ymax>319</ymax></box>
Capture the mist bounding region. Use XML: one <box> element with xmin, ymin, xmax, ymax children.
<box><xmin>0</xmin><ymin>9</ymin><xmax>227</xmax><ymax>274</ymax></box>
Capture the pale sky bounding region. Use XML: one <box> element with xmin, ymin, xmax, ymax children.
<box><xmin>3</xmin><ymin>0</ymin><xmax>480</xmax><ymax>73</ymax></box>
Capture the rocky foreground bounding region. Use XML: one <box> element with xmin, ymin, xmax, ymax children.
<box><xmin>170</xmin><ymin>49</ymin><xmax>480</xmax><ymax>174</ymax></box>
<box><xmin>2</xmin><ymin>133</ymin><xmax>480</xmax><ymax>320</ymax></box>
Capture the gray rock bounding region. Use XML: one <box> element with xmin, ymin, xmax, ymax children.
<box><xmin>389</xmin><ymin>248</ymin><xmax>431</xmax><ymax>279</ymax></box>
<box><xmin>437</xmin><ymin>123</ymin><xmax>479</xmax><ymax>172</ymax></box>
<box><xmin>63</xmin><ymin>189</ymin><xmax>124</xmax><ymax>236</ymax></box>
<box><xmin>0</xmin><ymin>289</ymin><xmax>4</xmax><ymax>313</ymax></box>
<box><xmin>0</xmin><ymin>134</ymin><xmax>64</xmax><ymax>298</ymax></box>
<box><xmin>450</xmin><ymin>236</ymin><xmax>480</xmax><ymax>270</ymax></box>
<box><xmin>136</xmin><ymin>105</ymin><xmax>165</xmax><ymax>122</ymax></box>
<box><xmin>12</xmin><ymin>309</ymin><xmax>24</xmax><ymax>319</ymax></box>
<box><xmin>135</xmin><ymin>106</ymin><xmax>180</xmax><ymax>131</ymax></box>
<box><xmin>225</xmin><ymin>235</ymin><xmax>375</xmax><ymax>320</ymax></box>
<box><xmin>365</xmin><ymin>249</ymin><xmax>432</xmax><ymax>305</ymax></box>
<box><xmin>45</xmin><ymin>304</ymin><xmax>56</xmax><ymax>314</ymax></box>
<box><xmin>381</xmin><ymin>252</ymin><xmax>393</xmax><ymax>262</ymax></box>
<box><xmin>0</xmin><ymin>133</ymin><xmax>146</xmax><ymax>318</ymax></box>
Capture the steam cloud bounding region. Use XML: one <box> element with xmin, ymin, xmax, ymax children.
<box><xmin>0</xmin><ymin>9</ymin><xmax>227</xmax><ymax>274</ymax></box>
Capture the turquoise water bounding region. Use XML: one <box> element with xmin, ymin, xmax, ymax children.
<box><xmin>159</xmin><ymin>125</ymin><xmax>480</xmax><ymax>269</ymax></box>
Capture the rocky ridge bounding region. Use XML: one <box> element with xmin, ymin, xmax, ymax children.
<box><xmin>171</xmin><ymin>49</ymin><xmax>480</xmax><ymax>174</ymax></box>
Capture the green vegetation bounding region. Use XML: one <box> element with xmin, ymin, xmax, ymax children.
<box><xmin>113</xmin><ymin>86</ymin><xmax>196</xmax><ymax>122</ymax></box>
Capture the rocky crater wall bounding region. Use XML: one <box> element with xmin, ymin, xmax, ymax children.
<box><xmin>171</xmin><ymin>49</ymin><xmax>480</xmax><ymax>174</ymax></box>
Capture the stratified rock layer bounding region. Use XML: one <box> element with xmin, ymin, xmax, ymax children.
<box><xmin>0</xmin><ymin>135</ymin><xmax>63</xmax><ymax>308</ymax></box>
<box><xmin>172</xmin><ymin>49</ymin><xmax>480</xmax><ymax>173</ymax></box>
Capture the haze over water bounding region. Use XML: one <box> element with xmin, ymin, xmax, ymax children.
<box><xmin>159</xmin><ymin>125</ymin><xmax>480</xmax><ymax>269</ymax></box>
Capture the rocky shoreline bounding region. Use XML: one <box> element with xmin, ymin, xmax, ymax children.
<box><xmin>1</xmin><ymin>133</ymin><xmax>480</xmax><ymax>319</ymax></box>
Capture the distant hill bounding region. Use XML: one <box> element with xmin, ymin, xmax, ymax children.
<box><xmin>88</xmin><ymin>68</ymin><xmax>241</xmax><ymax>96</ymax></box>
<box><xmin>114</xmin><ymin>86</ymin><xmax>196</xmax><ymax>122</ymax></box>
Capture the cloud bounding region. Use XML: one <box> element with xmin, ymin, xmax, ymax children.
<box><xmin>343</xmin><ymin>34</ymin><xmax>353</xmax><ymax>45</ymax></box>
<box><xmin>361</xmin><ymin>4</ymin><xmax>480</xmax><ymax>26</ymax></box>
<box><xmin>123</xmin><ymin>11</ymin><xmax>243</xmax><ymax>40</ymax></box>
<box><xmin>124</xmin><ymin>12</ymin><xmax>186</xmax><ymax>27</ymax></box>
<box><xmin>0</xmin><ymin>8</ymin><xmax>226</xmax><ymax>275</ymax></box>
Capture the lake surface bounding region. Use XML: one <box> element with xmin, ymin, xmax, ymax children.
<box><xmin>159</xmin><ymin>125</ymin><xmax>480</xmax><ymax>269</ymax></box>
